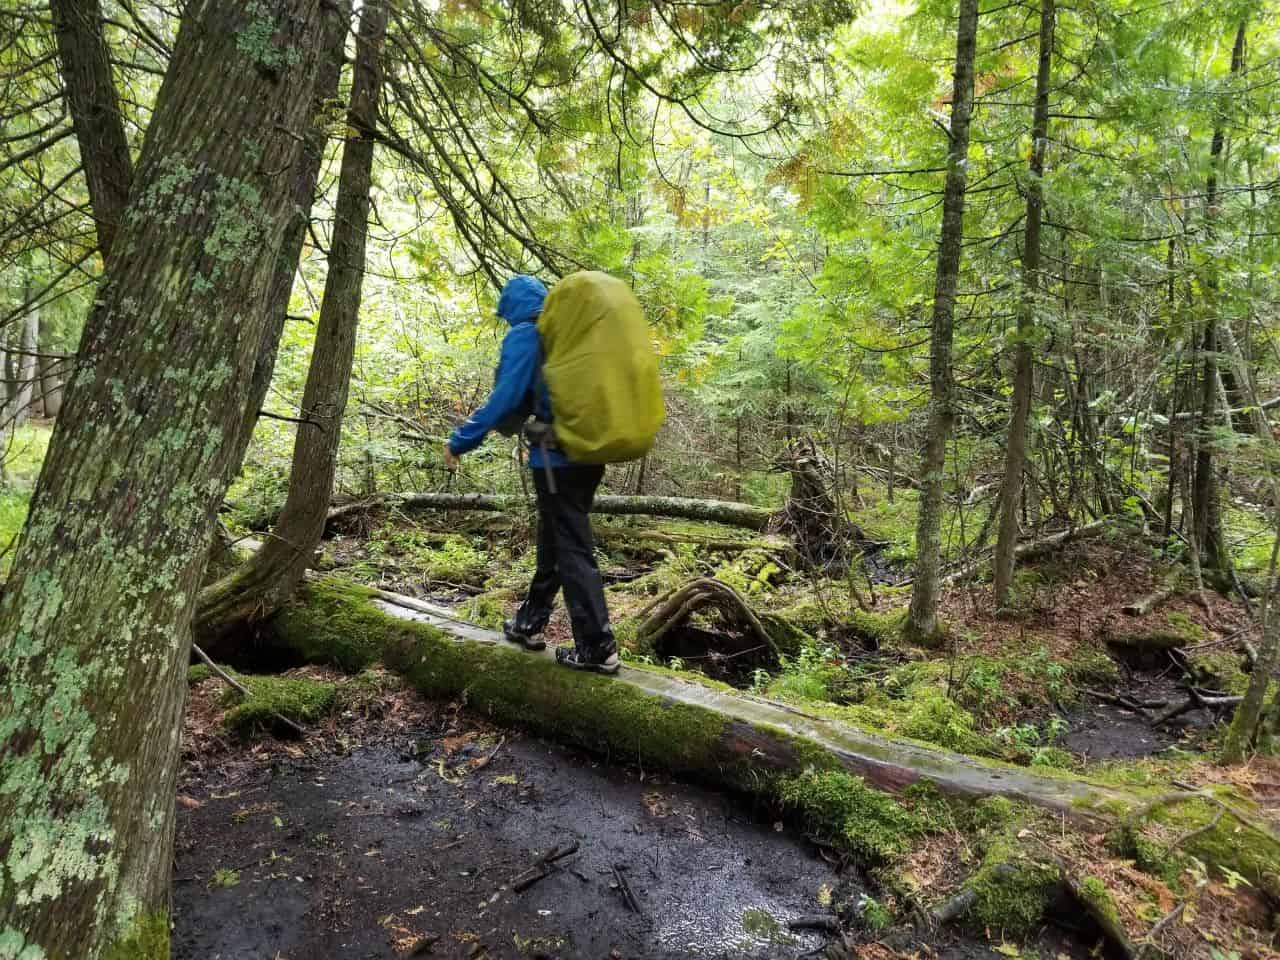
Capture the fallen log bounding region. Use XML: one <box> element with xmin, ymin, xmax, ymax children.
<box><xmin>331</xmin><ymin>491</ymin><xmax>775</xmax><ymax>532</ymax></box>
<box><xmin>264</xmin><ymin>578</ymin><xmax>1280</xmax><ymax>901</ymax></box>
<box><xmin>271</xmin><ymin>579</ymin><xmax>1131</xmax><ymax>818</ymax></box>
<box><xmin>941</xmin><ymin>518</ymin><xmax>1113</xmax><ymax>586</ymax></box>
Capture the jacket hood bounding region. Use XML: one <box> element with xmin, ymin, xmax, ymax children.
<box><xmin>496</xmin><ymin>274</ymin><xmax>547</xmax><ymax>326</ymax></box>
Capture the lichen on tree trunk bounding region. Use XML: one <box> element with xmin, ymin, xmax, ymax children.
<box><xmin>0</xmin><ymin>2</ymin><xmax>336</xmax><ymax>955</ymax></box>
<box><xmin>198</xmin><ymin>0</ymin><xmax>385</xmax><ymax>642</ymax></box>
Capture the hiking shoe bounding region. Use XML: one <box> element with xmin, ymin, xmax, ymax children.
<box><xmin>555</xmin><ymin>646</ymin><xmax>620</xmax><ymax>675</ymax></box>
<box><xmin>502</xmin><ymin>619</ymin><xmax>546</xmax><ymax>652</ymax></box>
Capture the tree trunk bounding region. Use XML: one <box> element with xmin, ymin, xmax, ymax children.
<box><xmin>37</xmin><ymin>355</ymin><xmax>63</xmax><ymax>419</ymax></box>
<box><xmin>49</xmin><ymin>0</ymin><xmax>134</xmax><ymax>264</ymax></box>
<box><xmin>224</xmin><ymin>10</ymin><xmax>349</xmax><ymax>475</ymax></box>
<box><xmin>993</xmin><ymin>0</ymin><xmax>1055</xmax><ymax>609</ymax></box>
<box><xmin>1191</xmin><ymin>20</ymin><xmax>1246</xmax><ymax>575</ymax></box>
<box><xmin>1223</xmin><ymin>508</ymin><xmax>1279</xmax><ymax>763</ymax></box>
<box><xmin>1219</xmin><ymin>265</ymin><xmax>1280</xmax><ymax>760</ymax></box>
<box><xmin>904</xmin><ymin>0</ymin><xmax>980</xmax><ymax>644</ymax></box>
<box><xmin>198</xmin><ymin>0</ymin><xmax>386</xmax><ymax>641</ymax></box>
<box><xmin>0</xmin><ymin>3</ymin><xmax>334</xmax><ymax>955</ymax></box>
<box><xmin>8</xmin><ymin>302</ymin><xmax>38</xmax><ymax>428</ymax></box>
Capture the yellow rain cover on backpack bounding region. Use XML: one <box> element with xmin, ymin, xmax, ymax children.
<box><xmin>537</xmin><ymin>271</ymin><xmax>664</xmax><ymax>464</ymax></box>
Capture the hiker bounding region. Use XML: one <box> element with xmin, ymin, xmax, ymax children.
<box><xmin>444</xmin><ymin>274</ymin><xmax>621</xmax><ymax>674</ymax></box>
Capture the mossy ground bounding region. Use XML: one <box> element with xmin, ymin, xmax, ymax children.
<box><xmin>101</xmin><ymin>911</ymin><xmax>169</xmax><ymax>960</ymax></box>
<box><xmin>217</xmin><ymin>671</ymin><xmax>338</xmax><ymax>738</ymax></box>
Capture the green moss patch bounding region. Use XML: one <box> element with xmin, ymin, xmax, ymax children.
<box><xmin>102</xmin><ymin>910</ymin><xmax>169</xmax><ymax>960</ymax></box>
<box><xmin>221</xmin><ymin>673</ymin><xmax>337</xmax><ymax>738</ymax></box>
<box><xmin>961</xmin><ymin>800</ymin><xmax>1059</xmax><ymax>935</ymax></box>
<box><xmin>778</xmin><ymin>769</ymin><xmax>923</xmax><ymax>863</ymax></box>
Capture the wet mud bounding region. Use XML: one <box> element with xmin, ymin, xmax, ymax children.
<box><xmin>173</xmin><ymin>733</ymin><xmax>840</xmax><ymax>959</ymax></box>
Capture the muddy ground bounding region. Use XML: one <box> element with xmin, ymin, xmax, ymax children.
<box><xmin>173</xmin><ymin>693</ymin><xmax>1093</xmax><ymax>960</ymax></box>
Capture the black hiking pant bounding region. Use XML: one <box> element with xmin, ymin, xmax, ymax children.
<box><xmin>513</xmin><ymin>465</ymin><xmax>615</xmax><ymax>657</ymax></box>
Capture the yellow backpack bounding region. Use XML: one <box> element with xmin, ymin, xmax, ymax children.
<box><xmin>537</xmin><ymin>271</ymin><xmax>665</xmax><ymax>464</ymax></box>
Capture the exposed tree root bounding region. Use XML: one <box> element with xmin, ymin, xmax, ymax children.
<box><xmin>635</xmin><ymin>577</ymin><xmax>781</xmax><ymax>659</ymax></box>
<box><xmin>191</xmin><ymin>642</ymin><xmax>308</xmax><ymax>738</ymax></box>
<box><xmin>1055</xmin><ymin>858</ymin><xmax>1136</xmax><ymax>959</ymax></box>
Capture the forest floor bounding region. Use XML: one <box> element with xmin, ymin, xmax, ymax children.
<box><xmin>173</xmin><ymin>670</ymin><xmax>1097</xmax><ymax>960</ymax></box>
<box><xmin>178</xmin><ymin>495</ymin><xmax>1280</xmax><ymax>958</ymax></box>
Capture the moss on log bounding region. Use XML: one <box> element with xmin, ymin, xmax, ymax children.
<box><xmin>267</xmin><ymin>578</ymin><xmax>1280</xmax><ymax>902</ymax></box>
<box><xmin>273</xmin><ymin>581</ymin><xmax>1125</xmax><ymax>814</ymax></box>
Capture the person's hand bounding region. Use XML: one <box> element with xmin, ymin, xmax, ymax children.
<box><xmin>443</xmin><ymin>444</ymin><xmax>460</xmax><ymax>471</ymax></box>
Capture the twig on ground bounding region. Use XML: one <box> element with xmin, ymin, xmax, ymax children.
<box><xmin>1135</xmin><ymin>902</ymin><xmax>1184</xmax><ymax>959</ymax></box>
<box><xmin>611</xmin><ymin>863</ymin><xmax>643</xmax><ymax>914</ymax></box>
<box><xmin>510</xmin><ymin>841</ymin><xmax>581</xmax><ymax>893</ymax></box>
<box><xmin>471</xmin><ymin>736</ymin><xmax>505</xmax><ymax>772</ymax></box>
<box><xmin>1169</xmin><ymin>807</ymin><xmax>1224</xmax><ymax>851</ymax></box>
<box><xmin>787</xmin><ymin>915</ymin><xmax>840</xmax><ymax>934</ymax></box>
<box><xmin>1082</xmin><ymin>687</ymin><xmax>1154</xmax><ymax>720</ymax></box>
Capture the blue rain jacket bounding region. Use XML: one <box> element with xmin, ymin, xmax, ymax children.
<box><xmin>447</xmin><ymin>275</ymin><xmax>567</xmax><ymax>468</ymax></box>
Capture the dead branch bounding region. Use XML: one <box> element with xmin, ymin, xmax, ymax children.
<box><xmin>611</xmin><ymin>864</ymin><xmax>642</xmax><ymax>914</ymax></box>
<box><xmin>510</xmin><ymin>841</ymin><xmax>581</xmax><ymax>893</ymax></box>
<box><xmin>1134</xmin><ymin>902</ymin><xmax>1185</xmax><ymax>959</ymax></box>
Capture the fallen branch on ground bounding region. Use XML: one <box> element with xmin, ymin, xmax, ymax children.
<box><xmin>611</xmin><ymin>864</ymin><xmax>642</xmax><ymax>914</ymax></box>
<box><xmin>942</xmin><ymin>518</ymin><xmax>1113</xmax><ymax>586</ymax></box>
<box><xmin>510</xmin><ymin>841</ymin><xmax>580</xmax><ymax>893</ymax></box>
<box><xmin>1154</xmin><ymin>688</ymin><xmax>1243</xmax><ymax>726</ymax></box>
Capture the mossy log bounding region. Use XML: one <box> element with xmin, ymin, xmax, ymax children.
<box><xmin>942</xmin><ymin>518</ymin><xmax>1113</xmax><ymax>586</ymax></box>
<box><xmin>271</xmin><ymin>579</ymin><xmax>1133</xmax><ymax>818</ymax></box>
<box><xmin>593</xmin><ymin>525</ymin><xmax>794</xmax><ymax>556</ymax></box>
<box><xmin>334</xmin><ymin>491</ymin><xmax>775</xmax><ymax>531</ymax></box>
<box><xmin>267</xmin><ymin>578</ymin><xmax>1280</xmax><ymax>901</ymax></box>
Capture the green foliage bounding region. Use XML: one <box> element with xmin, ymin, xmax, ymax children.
<box><xmin>0</xmin><ymin>424</ymin><xmax>52</xmax><ymax>580</ymax></box>
<box><xmin>856</xmin><ymin>897</ymin><xmax>894</xmax><ymax>931</ymax></box>
<box><xmin>764</xmin><ymin>643</ymin><xmax>846</xmax><ymax>702</ymax></box>
<box><xmin>963</xmin><ymin>801</ymin><xmax>1059</xmax><ymax>935</ymax></box>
